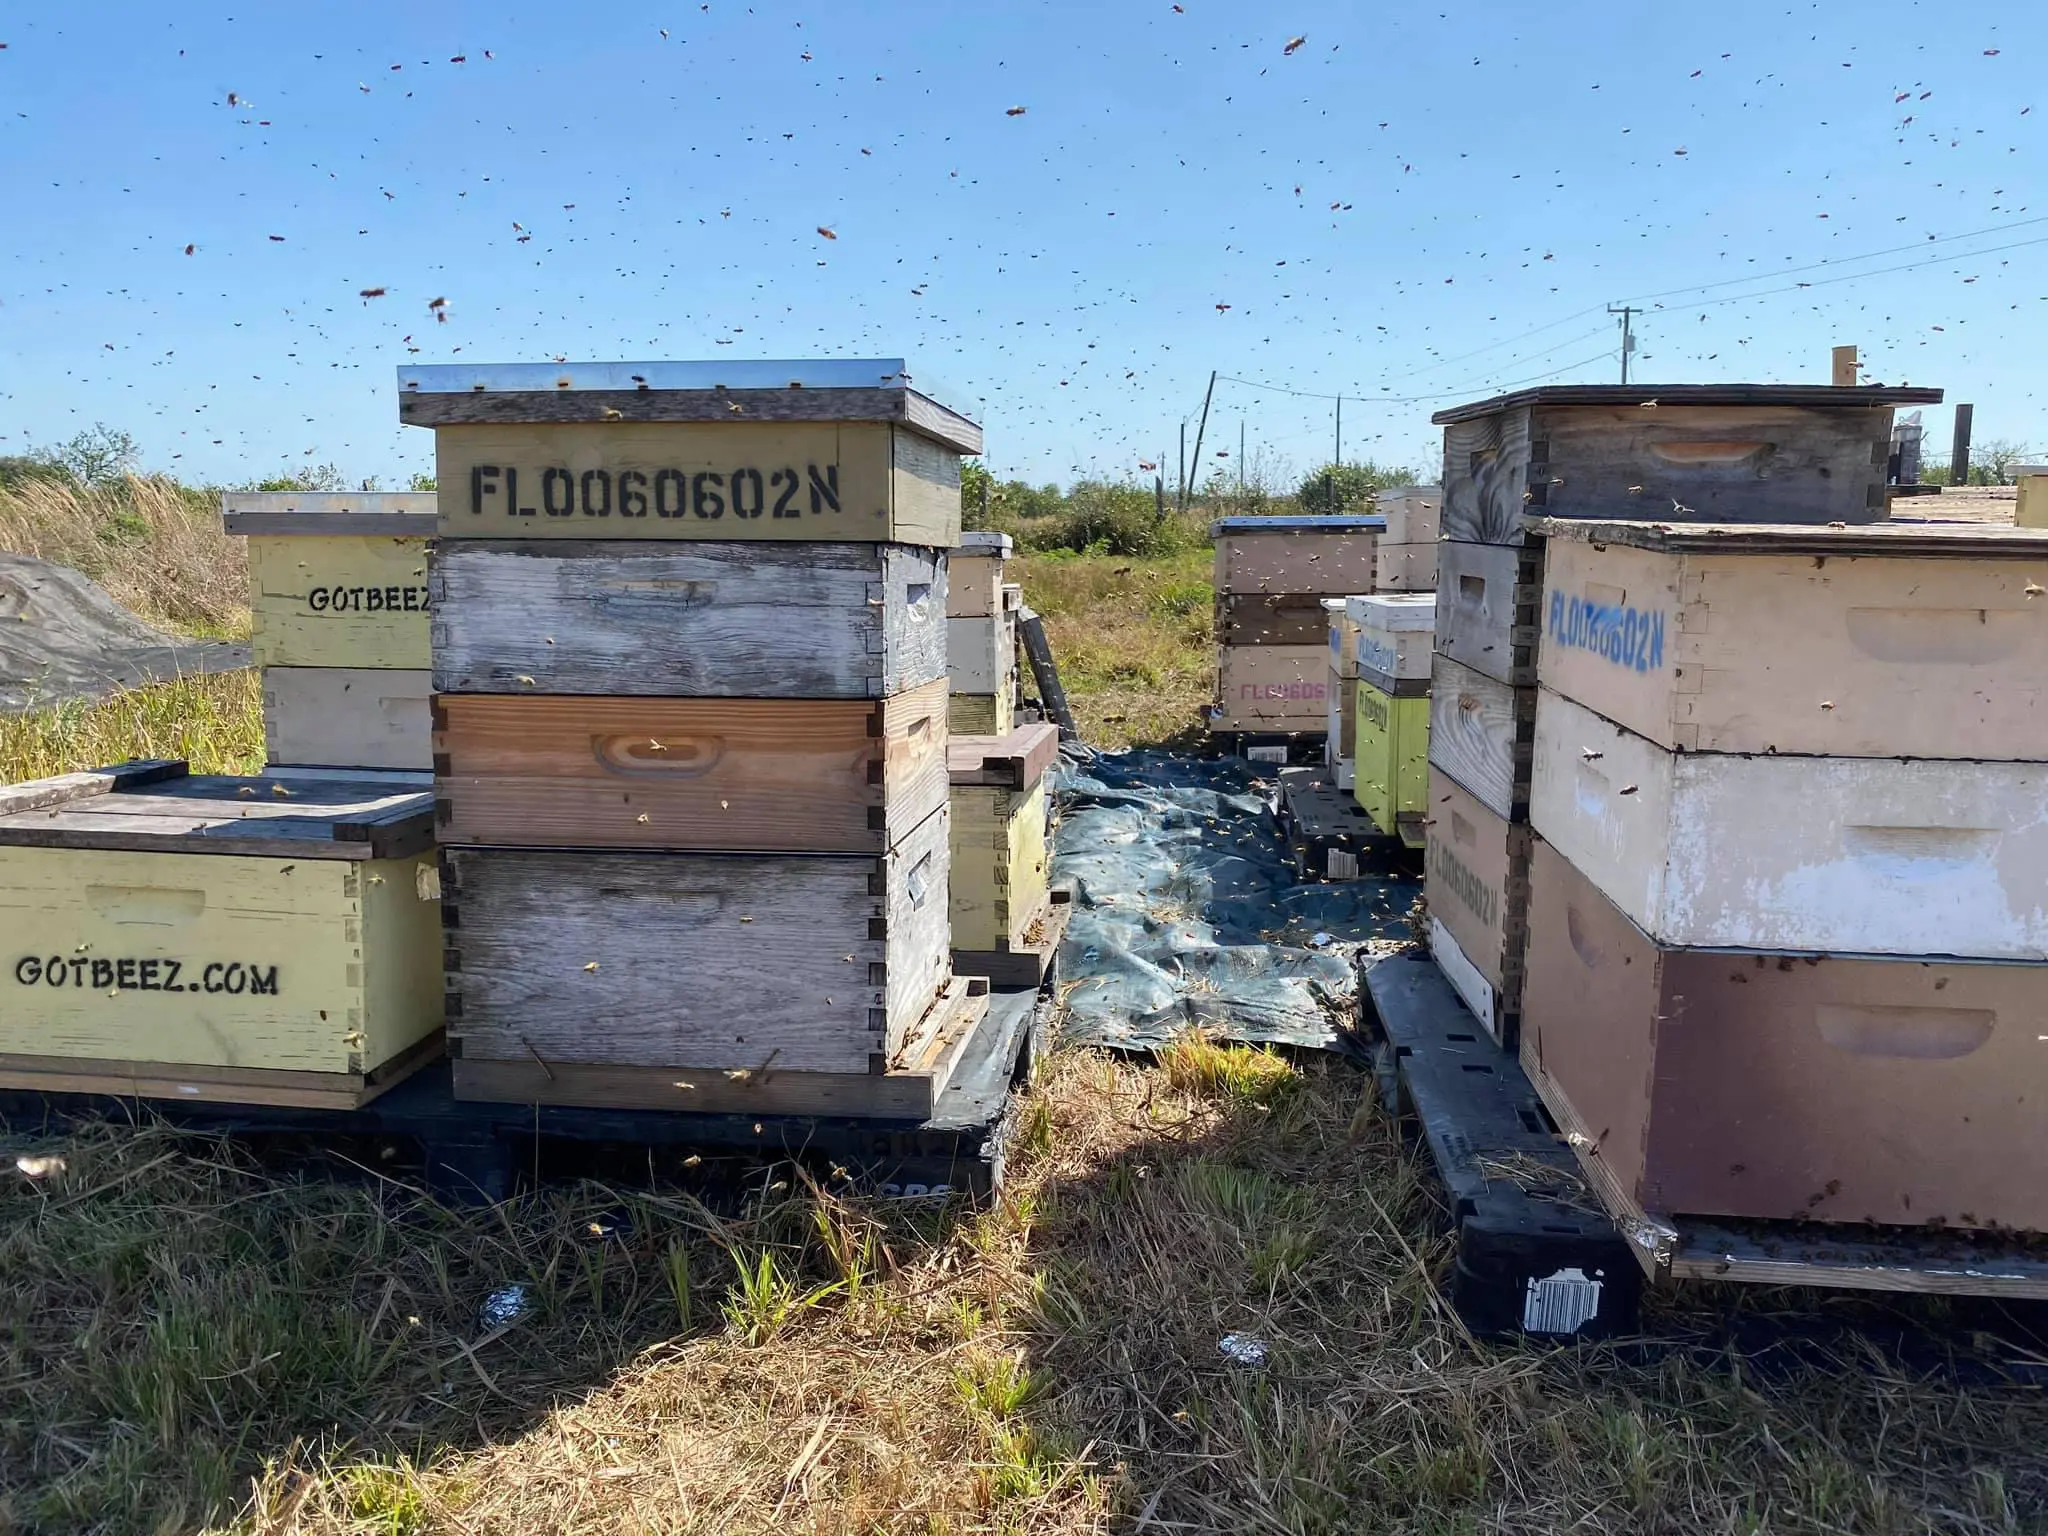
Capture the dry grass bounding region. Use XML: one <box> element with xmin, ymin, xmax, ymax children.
<box><xmin>0</xmin><ymin>474</ymin><xmax>248</xmax><ymax>638</ymax></box>
<box><xmin>1016</xmin><ymin>548</ymin><xmax>1212</xmax><ymax>749</ymax></box>
<box><xmin>6</xmin><ymin>1048</ymin><xmax>2044</xmax><ymax>1534</ymax></box>
<box><xmin>0</xmin><ymin>668</ymin><xmax>264</xmax><ymax>784</ymax></box>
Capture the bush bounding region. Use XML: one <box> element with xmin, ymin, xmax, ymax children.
<box><xmin>1295</xmin><ymin>461</ymin><xmax>1418</xmax><ymax>515</ymax></box>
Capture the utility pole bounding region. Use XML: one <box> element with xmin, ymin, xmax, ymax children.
<box><xmin>1335</xmin><ymin>394</ymin><xmax>1343</xmax><ymax>467</ymax></box>
<box><xmin>1177</xmin><ymin>421</ymin><xmax>1187</xmax><ymax>506</ymax></box>
<box><xmin>1239</xmin><ymin>420</ymin><xmax>1246</xmax><ymax>498</ymax></box>
<box><xmin>1607</xmin><ymin>304</ymin><xmax>1640</xmax><ymax>385</ymax></box>
<box><xmin>1950</xmin><ymin>403</ymin><xmax>1975</xmax><ymax>486</ymax></box>
<box><xmin>1183</xmin><ymin>370</ymin><xmax>1217</xmax><ymax>512</ymax></box>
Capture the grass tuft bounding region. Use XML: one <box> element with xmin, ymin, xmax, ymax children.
<box><xmin>1158</xmin><ymin>1032</ymin><xmax>1299</xmax><ymax>1104</ymax></box>
<box><xmin>0</xmin><ymin>667</ymin><xmax>264</xmax><ymax>783</ymax></box>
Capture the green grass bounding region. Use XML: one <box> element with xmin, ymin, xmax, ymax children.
<box><xmin>0</xmin><ymin>668</ymin><xmax>264</xmax><ymax>784</ymax></box>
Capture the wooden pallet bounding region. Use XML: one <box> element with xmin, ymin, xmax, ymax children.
<box><xmin>953</xmin><ymin>889</ymin><xmax>1071</xmax><ymax>989</ymax></box>
<box><xmin>0</xmin><ymin>1030</ymin><xmax>445</xmax><ymax>1112</ymax></box>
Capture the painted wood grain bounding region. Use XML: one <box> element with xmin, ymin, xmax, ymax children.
<box><xmin>1435</xmin><ymin>540</ymin><xmax>1540</xmax><ymax>686</ymax></box>
<box><xmin>950</xmin><ymin>781</ymin><xmax>1049</xmax><ymax>949</ymax></box>
<box><xmin>1426</xmin><ymin>654</ymin><xmax>1530</xmax><ymax>821</ymax></box>
<box><xmin>1441</xmin><ymin>408</ymin><xmax>1534</xmax><ymax>544</ymax></box>
<box><xmin>949</xmin><ymin>692</ymin><xmax>1012</xmax><ymax>736</ymax></box>
<box><xmin>431</xmin><ymin>540</ymin><xmax>943</xmax><ymax>699</ymax></box>
<box><xmin>1523</xmin><ymin>836</ymin><xmax>2048</xmax><ymax>1232</ymax></box>
<box><xmin>1214</xmin><ymin>530</ymin><xmax>1381</xmax><ymax>594</ymax></box>
<box><xmin>1350</xmin><ymin>681</ymin><xmax>1430</xmax><ymax>836</ymax></box>
<box><xmin>433</xmin><ymin>682</ymin><xmax>948</xmax><ymax>855</ymax></box>
<box><xmin>0</xmin><ymin>847</ymin><xmax>441</xmax><ymax>1072</ymax></box>
<box><xmin>248</xmin><ymin>534</ymin><xmax>432</xmax><ymax>670</ymax></box>
<box><xmin>265</xmin><ymin>666</ymin><xmax>433</xmax><ymax>771</ymax></box>
<box><xmin>444</xmin><ymin>805</ymin><xmax>951</xmax><ymax>1076</ymax></box>
<box><xmin>431</xmin><ymin>421</ymin><xmax>960</xmax><ymax>545</ymax></box>
<box><xmin>1423</xmin><ymin>766</ymin><xmax>1531</xmax><ymax>995</ymax></box>
<box><xmin>1530</xmin><ymin>686</ymin><xmax>2048</xmax><ymax>957</ymax></box>
<box><xmin>1539</xmin><ymin>536</ymin><xmax>2048</xmax><ymax>758</ymax></box>
<box><xmin>946</xmin><ymin>613</ymin><xmax>1014</xmax><ymax>695</ymax></box>
<box><xmin>1213</xmin><ymin>645</ymin><xmax>1330</xmax><ymax>728</ymax></box>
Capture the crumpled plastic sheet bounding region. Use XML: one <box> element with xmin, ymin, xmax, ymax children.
<box><xmin>1049</xmin><ymin>747</ymin><xmax>1419</xmax><ymax>1053</ymax></box>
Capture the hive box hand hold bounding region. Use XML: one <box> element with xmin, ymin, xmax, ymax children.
<box><xmin>1431</xmin><ymin>384</ymin><xmax>1943</xmax><ymax>544</ymax></box>
<box><xmin>432</xmin><ymin>680</ymin><xmax>949</xmax><ymax>856</ymax></box>
<box><xmin>1521</xmin><ymin>837</ymin><xmax>2048</xmax><ymax>1233</ymax></box>
<box><xmin>1533</xmin><ymin>518</ymin><xmax>2048</xmax><ymax>759</ymax></box>
<box><xmin>432</xmin><ymin>541</ymin><xmax>945</xmax><ymax>698</ymax></box>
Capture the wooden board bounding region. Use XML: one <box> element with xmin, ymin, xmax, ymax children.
<box><xmin>431</xmin><ymin>541</ymin><xmax>946</xmax><ymax>698</ymax></box>
<box><xmin>1325</xmin><ymin>668</ymin><xmax>1356</xmax><ymax>767</ymax></box>
<box><xmin>1353</xmin><ymin>624</ymin><xmax>1434</xmax><ymax>683</ymax></box>
<box><xmin>431</xmin><ymin>421</ymin><xmax>960</xmax><ymax>546</ymax></box>
<box><xmin>247</xmin><ymin>534</ymin><xmax>432</xmax><ymax>671</ymax></box>
<box><xmin>0</xmin><ymin>768</ymin><xmax>432</xmax><ymax>859</ymax></box>
<box><xmin>947</xmin><ymin>550</ymin><xmax>1007</xmax><ymax>619</ymax></box>
<box><xmin>1530</xmin><ymin>687</ymin><xmax>2048</xmax><ymax>958</ymax></box>
<box><xmin>1435</xmin><ymin>540</ymin><xmax>1541</xmax><ymax>686</ymax></box>
<box><xmin>0</xmin><ymin>846</ymin><xmax>442</xmax><ymax>1074</ymax></box>
<box><xmin>1373</xmin><ymin>541</ymin><xmax>1438</xmax><ymax>593</ymax></box>
<box><xmin>433</xmin><ymin>680</ymin><xmax>948</xmax><ymax>856</ymax></box>
<box><xmin>265</xmin><ymin>667</ymin><xmax>433</xmax><ymax>772</ymax></box>
<box><xmin>1375</xmin><ymin>487</ymin><xmax>1442</xmax><ymax>545</ymax></box>
<box><xmin>949</xmin><ymin>692</ymin><xmax>1012</xmax><ymax>736</ymax></box>
<box><xmin>1528</xmin><ymin>515</ymin><xmax>2048</xmax><ymax>558</ymax></box>
<box><xmin>0</xmin><ymin>1030</ymin><xmax>443</xmax><ymax>1112</ymax></box>
<box><xmin>1213</xmin><ymin>528</ymin><xmax>1381</xmax><ymax>595</ymax></box>
<box><xmin>947</xmin><ymin>723</ymin><xmax>1059</xmax><ymax>790</ymax></box>
<box><xmin>1327</xmin><ymin>601</ymin><xmax>1361</xmax><ymax>680</ymax></box>
<box><xmin>950</xmin><ymin>780</ymin><xmax>1050</xmax><ymax>951</ymax></box>
<box><xmin>441</xmin><ymin>805</ymin><xmax>952</xmax><ymax>1077</ymax></box>
<box><xmin>222</xmin><ymin>490</ymin><xmax>437</xmax><ymax>538</ymax></box>
<box><xmin>1212</xmin><ymin>645</ymin><xmax>1331</xmax><ymax>729</ymax></box>
<box><xmin>1428</xmin><ymin>913</ymin><xmax>1511</xmax><ymax>1046</ymax></box>
<box><xmin>450</xmin><ymin>976</ymin><xmax>990</xmax><ymax>1120</ymax></box>
<box><xmin>1538</xmin><ymin>533</ymin><xmax>2048</xmax><ymax>758</ymax></box>
<box><xmin>1351</xmin><ymin>679</ymin><xmax>1430</xmax><ymax>837</ymax></box>
<box><xmin>1521</xmin><ymin>837</ymin><xmax>2048</xmax><ymax>1233</ymax></box>
<box><xmin>1426</xmin><ymin>654</ymin><xmax>1532</xmax><ymax>822</ymax></box>
<box><xmin>1423</xmin><ymin>767</ymin><xmax>1531</xmax><ymax>1001</ymax></box>
<box><xmin>947</xmin><ymin>612</ymin><xmax>1015</xmax><ymax>695</ymax></box>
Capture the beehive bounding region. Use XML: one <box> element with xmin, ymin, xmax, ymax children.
<box><xmin>1351</xmin><ymin>678</ymin><xmax>1429</xmax><ymax>843</ymax></box>
<box><xmin>264</xmin><ymin>668</ymin><xmax>432</xmax><ymax>773</ymax></box>
<box><xmin>947</xmin><ymin>724</ymin><xmax>1059</xmax><ymax>960</ymax></box>
<box><xmin>224</xmin><ymin>492</ymin><xmax>436</xmax><ymax>671</ymax></box>
<box><xmin>1211</xmin><ymin>515</ymin><xmax>1384</xmax><ymax>594</ymax></box>
<box><xmin>1216</xmin><ymin>592</ymin><xmax>1332</xmax><ymax>647</ymax></box>
<box><xmin>1534</xmin><ymin>519</ymin><xmax>2048</xmax><ymax>759</ymax></box>
<box><xmin>1521</xmin><ymin>837</ymin><xmax>2048</xmax><ymax>1232</ymax></box>
<box><xmin>1426</xmin><ymin>654</ymin><xmax>1531</xmax><ymax>823</ymax></box>
<box><xmin>1434</xmin><ymin>539</ymin><xmax>1541</xmax><ymax>687</ymax></box>
<box><xmin>0</xmin><ymin>761</ymin><xmax>442</xmax><ymax>1106</ymax></box>
<box><xmin>1347</xmin><ymin>593</ymin><xmax>1435</xmax><ymax>694</ymax></box>
<box><xmin>1432</xmin><ymin>384</ymin><xmax>1943</xmax><ymax>543</ymax></box>
<box><xmin>1374</xmin><ymin>486</ymin><xmax>1442</xmax><ymax>545</ymax></box>
<box><xmin>1423</xmin><ymin>767</ymin><xmax>1530</xmax><ymax>1046</ymax></box>
<box><xmin>1212</xmin><ymin>645</ymin><xmax>1329</xmax><ymax>731</ymax></box>
<box><xmin>1372</xmin><ymin>542</ymin><xmax>1438</xmax><ymax>593</ymax></box>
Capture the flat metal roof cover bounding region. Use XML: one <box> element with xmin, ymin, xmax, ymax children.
<box><xmin>1432</xmin><ymin>383</ymin><xmax>1944</xmax><ymax>425</ymax></box>
<box><xmin>397</xmin><ymin>359</ymin><xmax>915</xmax><ymax>394</ymax></box>
<box><xmin>1209</xmin><ymin>515</ymin><xmax>1387</xmax><ymax>535</ymax></box>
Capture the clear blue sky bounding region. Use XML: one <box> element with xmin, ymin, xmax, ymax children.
<box><xmin>3</xmin><ymin>1</ymin><xmax>2043</xmax><ymax>491</ymax></box>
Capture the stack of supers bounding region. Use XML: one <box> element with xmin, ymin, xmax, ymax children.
<box><xmin>946</xmin><ymin>721</ymin><xmax>1064</xmax><ymax>987</ymax></box>
<box><xmin>1422</xmin><ymin>383</ymin><xmax>1941</xmax><ymax>1050</ymax></box>
<box><xmin>1322</xmin><ymin>599</ymin><xmax>1360</xmax><ymax>791</ymax></box>
<box><xmin>946</xmin><ymin>531</ymin><xmax>1018</xmax><ymax>734</ymax></box>
<box><xmin>1347</xmin><ymin>593</ymin><xmax>1436</xmax><ymax>846</ymax></box>
<box><xmin>1371</xmin><ymin>485</ymin><xmax>1442</xmax><ymax>592</ymax></box>
<box><xmin>408</xmin><ymin>358</ymin><xmax>997</xmax><ymax>1119</ymax></box>
<box><xmin>1209</xmin><ymin>514</ymin><xmax>1383</xmax><ymax>746</ymax></box>
<box><xmin>222</xmin><ymin>492</ymin><xmax>437</xmax><ymax>777</ymax></box>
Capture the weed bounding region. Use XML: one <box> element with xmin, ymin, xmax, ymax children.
<box><xmin>1158</xmin><ymin>1033</ymin><xmax>1299</xmax><ymax>1103</ymax></box>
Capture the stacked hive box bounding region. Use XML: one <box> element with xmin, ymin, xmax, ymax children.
<box><xmin>948</xmin><ymin>722</ymin><xmax>1063</xmax><ymax>986</ymax></box>
<box><xmin>222</xmin><ymin>492</ymin><xmax>437</xmax><ymax>776</ymax></box>
<box><xmin>947</xmin><ymin>531</ymin><xmax>1017</xmax><ymax>734</ymax></box>
<box><xmin>1347</xmin><ymin>594</ymin><xmax>1435</xmax><ymax>846</ymax></box>
<box><xmin>1323</xmin><ymin>600</ymin><xmax>1360</xmax><ymax>790</ymax></box>
<box><xmin>1372</xmin><ymin>485</ymin><xmax>1442</xmax><ymax>592</ymax></box>
<box><xmin>1420</xmin><ymin>383</ymin><xmax>1941</xmax><ymax>1049</ymax></box>
<box><xmin>1209</xmin><ymin>514</ymin><xmax>1383</xmax><ymax>745</ymax></box>
<box><xmin>1520</xmin><ymin>514</ymin><xmax>2048</xmax><ymax>1235</ymax></box>
<box><xmin>406</xmin><ymin>358</ymin><xmax>993</xmax><ymax>1119</ymax></box>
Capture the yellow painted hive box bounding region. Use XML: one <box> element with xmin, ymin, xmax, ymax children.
<box><xmin>0</xmin><ymin>761</ymin><xmax>444</xmax><ymax>1108</ymax></box>
<box><xmin>1352</xmin><ymin>678</ymin><xmax>1430</xmax><ymax>844</ymax></box>
<box><xmin>946</xmin><ymin>725</ymin><xmax>1060</xmax><ymax>954</ymax></box>
<box><xmin>224</xmin><ymin>492</ymin><xmax>437</xmax><ymax>671</ymax></box>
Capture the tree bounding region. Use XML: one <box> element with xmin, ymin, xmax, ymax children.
<box><xmin>248</xmin><ymin>463</ymin><xmax>350</xmax><ymax>492</ymax></box>
<box><xmin>408</xmin><ymin>472</ymin><xmax>438</xmax><ymax>492</ymax></box>
<box><xmin>960</xmin><ymin>459</ymin><xmax>995</xmax><ymax>527</ymax></box>
<box><xmin>41</xmin><ymin>424</ymin><xmax>139</xmax><ymax>486</ymax></box>
<box><xmin>1295</xmin><ymin>460</ymin><xmax>1416</xmax><ymax>515</ymax></box>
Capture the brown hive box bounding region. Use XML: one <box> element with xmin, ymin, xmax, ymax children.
<box><xmin>1423</xmin><ymin>766</ymin><xmax>1530</xmax><ymax>1046</ymax></box>
<box><xmin>1210</xmin><ymin>515</ymin><xmax>1384</xmax><ymax>595</ymax></box>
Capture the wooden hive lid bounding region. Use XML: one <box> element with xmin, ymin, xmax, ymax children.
<box><xmin>1209</xmin><ymin>514</ymin><xmax>1386</xmax><ymax>537</ymax></box>
<box><xmin>395</xmin><ymin>358</ymin><xmax>983</xmax><ymax>455</ymax></box>
<box><xmin>1374</xmin><ymin>485</ymin><xmax>1442</xmax><ymax>506</ymax></box>
<box><xmin>1529</xmin><ymin>516</ymin><xmax>2048</xmax><ymax>559</ymax></box>
<box><xmin>953</xmin><ymin>531</ymin><xmax>1014</xmax><ymax>557</ymax></box>
<box><xmin>947</xmin><ymin>722</ymin><xmax>1060</xmax><ymax>790</ymax></box>
<box><xmin>221</xmin><ymin>491</ymin><xmax>438</xmax><ymax>537</ymax></box>
<box><xmin>1345</xmin><ymin>592</ymin><xmax>1437</xmax><ymax>630</ymax></box>
<box><xmin>1431</xmin><ymin>382</ymin><xmax>1943</xmax><ymax>425</ymax></box>
<box><xmin>0</xmin><ymin>760</ymin><xmax>434</xmax><ymax>859</ymax></box>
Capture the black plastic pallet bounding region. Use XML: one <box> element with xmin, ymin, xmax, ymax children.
<box><xmin>1360</xmin><ymin>955</ymin><xmax>1641</xmax><ymax>1340</ymax></box>
<box><xmin>1273</xmin><ymin>766</ymin><xmax>1410</xmax><ymax>880</ymax></box>
<box><xmin>0</xmin><ymin>988</ymin><xmax>1047</xmax><ymax>1205</ymax></box>
<box><xmin>1210</xmin><ymin>728</ymin><xmax>1327</xmax><ymax>766</ymax></box>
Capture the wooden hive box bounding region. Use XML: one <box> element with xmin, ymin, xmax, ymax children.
<box><xmin>1211</xmin><ymin>515</ymin><xmax>1384</xmax><ymax>596</ymax></box>
<box><xmin>0</xmin><ymin>761</ymin><xmax>442</xmax><ymax>1107</ymax></box>
<box><xmin>1432</xmin><ymin>384</ymin><xmax>1943</xmax><ymax>544</ymax></box>
<box><xmin>433</xmin><ymin>679</ymin><xmax>947</xmax><ymax>856</ymax></box>
<box><xmin>1521</xmin><ymin>837</ymin><xmax>2048</xmax><ymax>1233</ymax></box>
<box><xmin>1215</xmin><ymin>591</ymin><xmax>1333</xmax><ymax>648</ymax></box>
<box><xmin>441</xmin><ymin>803</ymin><xmax>955</xmax><ymax>1099</ymax></box>
<box><xmin>1373</xmin><ymin>541</ymin><xmax>1438</xmax><ymax>593</ymax></box>
<box><xmin>948</xmin><ymin>724</ymin><xmax>1060</xmax><ymax>975</ymax></box>
<box><xmin>1326</xmin><ymin>599</ymin><xmax>1362</xmax><ymax>681</ymax></box>
<box><xmin>1531</xmin><ymin>687</ymin><xmax>2048</xmax><ymax>958</ymax></box>
<box><xmin>947</xmin><ymin>610</ymin><xmax>1015</xmax><ymax>697</ymax></box>
<box><xmin>1212</xmin><ymin>644</ymin><xmax>1329</xmax><ymax>730</ymax></box>
<box><xmin>1347</xmin><ymin>593</ymin><xmax>1435</xmax><ymax>694</ymax></box>
<box><xmin>1375</xmin><ymin>486</ymin><xmax>1443</xmax><ymax>545</ymax></box>
<box><xmin>432</xmin><ymin>541</ymin><xmax>945</xmax><ymax>698</ymax></box>
<box><xmin>225</xmin><ymin>492</ymin><xmax>437</xmax><ymax>671</ymax></box>
<box><xmin>1426</xmin><ymin>653</ymin><xmax>1532</xmax><ymax>823</ymax></box>
<box><xmin>1424</xmin><ymin>766</ymin><xmax>1531</xmax><ymax>1045</ymax></box>
<box><xmin>1351</xmin><ymin>677</ymin><xmax>1429</xmax><ymax>844</ymax></box>
<box><xmin>948</xmin><ymin>531</ymin><xmax>1012</xmax><ymax>619</ymax></box>
<box><xmin>1534</xmin><ymin>519</ymin><xmax>2048</xmax><ymax>759</ymax></box>
<box><xmin>398</xmin><ymin>358</ymin><xmax>979</xmax><ymax>546</ymax></box>
<box><xmin>1435</xmin><ymin>539</ymin><xmax>1543</xmax><ymax>687</ymax></box>
<box><xmin>264</xmin><ymin>668</ymin><xmax>433</xmax><ymax>772</ymax></box>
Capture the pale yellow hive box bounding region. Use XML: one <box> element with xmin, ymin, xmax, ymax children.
<box><xmin>947</xmin><ymin>724</ymin><xmax>1062</xmax><ymax>986</ymax></box>
<box><xmin>223</xmin><ymin>492</ymin><xmax>437</xmax><ymax>671</ymax></box>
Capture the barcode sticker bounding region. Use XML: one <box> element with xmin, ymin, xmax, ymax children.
<box><xmin>1326</xmin><ymin>849</ymin><xmax>1360</xmax><ymax>880</ymax></box>
<box><xmin>1523</xmin><ymin>1266</ymin><xmax>1603</xmax><ymax>1335</ymax></box>
<box><xmin>1246</xmin><ymin>745</ymin><xmax>1288</xmax><ymax>764</ymax></box>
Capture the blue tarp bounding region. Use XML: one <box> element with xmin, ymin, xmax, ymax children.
<box><xmin>1049</xmin><ymin>748</ymin><xmax>1420</xmax><ymax>1052</ymax></box>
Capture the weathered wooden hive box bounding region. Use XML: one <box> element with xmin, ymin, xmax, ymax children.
<box><xmin>1212</xmin><ymin>645</ymin><xmax>1329</xmax><ymax>730</ymax></box>
<box><xmin>223</xmin><ymin>492</ymin><xmax>438</xmax><ymax>772</ymax></box>
<box><xmin>1432</xmin><ymin>385</ymin><xmax>1943</xmax><ymax>543</ymax></box>
<box><xmin>1216</xmin><ymin>591</ymin><xmax>1333</xmax><ymax>648</ymax></box>
<box><xmin>1520</xmin><ymin>838</ymin><xmax>2048</xmax><ymax>1232</ymax></box>
<box><xmin>401</xmin><ymin>359</ymin><xmax>976</xmax><ymax>547</ymax></box>
<box><xmin>432</xmin><ymin>682</ymin><xmax>948</xmax><ymax>854</ymax></box>
<box><xmin>947</xmin><ymin>531</ymin><xmax>1012</xmax><ymax>620</ymax></box>
<box><xmin>1372</xmin><ymin>486</ymin><xmax>1442</xmax><ymax>593</ymax></box>
<box><xmin>1351</xmin><ymin>676</ymin><xmax>1429</xmax><ymax>845</ymax></box>
<box><xmin>1434</xmin><ymin>539</ymin><xmax>1542</xmax><ymax>687</ymax></box>
<box><xmin>431</xmin><ymin>541</ymin><xmax>945</xmax><ymax>698</ymax></box>
<box><xmin>1427</xmin><ymin>654</ymin><xmax>1532</xmax><ymax>824</ymax></box>
<box><xmin>1534</xmin><ymin>519</ymin><xmax>2048</xmax><ymax>758</ymax></box>
<box><xmin>0</xmin><ymin>760</ymin><xmax>442</xmax><ymax>1106</ymax></box>
<box><xmin>1211</xmin><ymin>515</ymin><xmax>1384</xmax><ymax>595</ymax></box>
<box><xmin>947</xmin><ymin>723</ymin><xmax>1059</xmax><ymax>973</ymax></box>
<box><xmin>1423</xmin><ymin>767</ymin><xmax>1531</xmax><ymax>1046</ymax></box>
<box><xmin>1323</xmin><ymin>602</ymin><xmax>1359</xmax><ymax>786</ymax></box>
<box><xmin>1530</xmin><ymin>687</ymin><xmax>2048</xmax><ymax>958</ymax></box>
<box><xmin>1347</xmin><ymin>593</ymin><xmax>1435</xmax><ymax>693</ymax></box>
